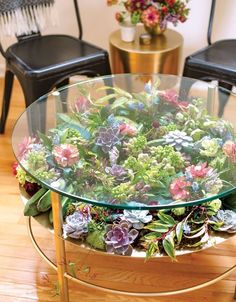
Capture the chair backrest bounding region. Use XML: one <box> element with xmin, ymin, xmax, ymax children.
<box><xmin>207</xmin><ymin>0</ymin><xmax>216</xmax><ymax>45</ymax></box>
<box><xmin>0</xmin><ymin>0</ymin><xmax>83</xmax><ymax>56</ymax></box>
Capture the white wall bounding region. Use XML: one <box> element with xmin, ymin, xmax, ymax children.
<box><xmin>0</xmin><ymin>0</ymin><xmax>236</xmax><ymax>75</ymax></box>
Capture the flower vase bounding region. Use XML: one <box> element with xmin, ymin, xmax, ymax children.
<box><xmin>120</xmin><ymin>22</ymin><xmax>136</xmax><ymax>42</ymax></box>
<box><xmin>144</xmin><ymin>23</ymin><xmax>167</xmax><ymax>36</ymax></box>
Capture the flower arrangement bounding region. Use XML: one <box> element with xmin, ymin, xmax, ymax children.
<box><xmin>107</xmin><ymin>0</ymin><xmax>190</xmax><ymax>30</ymax></box>
<box><xmin>15</xmin><ymin>79</ymin><xmax>236</xmax><ymax>260</ymax></box>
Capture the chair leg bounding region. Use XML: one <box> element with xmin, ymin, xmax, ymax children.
<box><xmin>103</xmin><ymin>54</ymin><xmax>112</xmax><ymax>75</ymax></box>
<box><xmin>218</xmin><ymin>81</ymin><xmax>232</xmax><ymax>117</ymax></box>
<box><xmin>0</xmin><ymin>70</ymin><xmax>14</xmax><ymax>134</ymax></box>
<box><xmin>20</xmin><ymin>79</ymin><xmax>55</xmax><ymax>134</ymax></box>
<box><xmin>56</xmin><ymin>78</ymin><xmax>70</xmax><ymax>112</ymax></box>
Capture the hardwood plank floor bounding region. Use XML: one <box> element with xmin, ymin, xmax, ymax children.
<box><xmin>0</xmin><ymin>78</ymin><xmax>235</xmax><ymax>302</ymax></box>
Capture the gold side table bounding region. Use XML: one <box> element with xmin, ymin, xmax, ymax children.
<box><xmin>109</xmin><ymin>26</ymin><xmax>183</xmax><ymax>75</ymax></box>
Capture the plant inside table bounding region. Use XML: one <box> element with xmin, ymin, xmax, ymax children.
<box><xmin>14</xmin><ymin>79</ymin><xmax>236</xmax><ymax>259</ymax></box>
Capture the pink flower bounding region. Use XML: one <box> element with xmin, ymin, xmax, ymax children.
<box><xmin>18</xmin><ymin>136</ymin><xmax>36</xmax><ymax>159</ymax></box>
<box><xmin>160</xmin><ymin>89</ymin><xmax>189</xmax><ymax>109</ymax></box>
<box><xmin>223</xmin><ymin>141</ymin><xmax>236</xmax><ymax>163</ymax></box>
<box><xmin>119</xmin><ymin>123</ymin><xmax>137</xmax><ymax>136</ymax></box>
<box><xmin>53</xmin><ymin>144</ymin><xmax>79</xmax><ymax>167</ymax></box>
<box><xmin>186</xmin><ymin>162</ymin><xmax>210</xmax><ymax>178</ymax></box>
<box><xmin>170</xmin><ymin>177</ymin><xmax>190</xmax><ymax>200</ymax></box>
<box><xmin>74</xmin><ymin>95</ymin><xmax>90</xmax><ymax>113</ymax></box>
<box><xmin>141</xmin><ymin>6</ymin><xmax>160</xmax><ymax>28</ymax></box>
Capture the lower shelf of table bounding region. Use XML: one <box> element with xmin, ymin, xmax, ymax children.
<box><xmin>27</xmin><ymin>215</ymin><xmax>236</xmax><ymax>296</ymax></box>
<box><xmin>21</xmin><ymin>189</ymin><xmax>236</xmax><ymax>296</ymax></box>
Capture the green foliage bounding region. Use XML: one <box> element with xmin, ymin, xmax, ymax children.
<box><xmin>125</xmin><ymin>135</ymin><xmax>147</xmax><ymax>155</ymax></box>
<box><xmin>163</xmin><ymin>232</ymin><xmax>176</xmax><ymax>260</ymax></box>
<box><xmin>24</xmin><ymin>188</ymin><xmax>48</xmax><ymax>216</ymax></box>
<box><xmin>86</xmin><ymin>229</ymin><xmax>106</xmax><ymax>250</ymax></box>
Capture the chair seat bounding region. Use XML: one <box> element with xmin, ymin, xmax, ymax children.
<box><xmin>6</xmin><ymin>35</ymin><xmax>108</xmax><ymax>78</ymax></box>
<box><xmin>186</xmin><ymin>39</ymin><xmax>236</xmax><ymax>79</ymax></box>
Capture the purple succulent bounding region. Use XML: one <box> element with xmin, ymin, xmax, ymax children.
<box><xmin>95</xmin><ymin>126</ymin><xmax>120</xmax><ymax>153</ymax></box>
<box><xmin>63</xmin><ymin>211</ymin><xmax>91</xmax><ymax>239</ymax></box>
<box><xmin>105</xmin><ymin>221</ymin><xmax>138</xmax><ymax>256</ymax></box>
<box><xmin>105</xmin><ymin>164</ymin><xmax>127</xmax><ymax>182</ymax></box>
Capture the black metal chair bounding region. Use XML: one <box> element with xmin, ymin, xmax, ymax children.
<box><xmin>0</xmin><ymin>0</ymin><xmax>111</xmax><ymax>133</ymax></box>
<box><xmin>182</xmin><ymin>0</ymin><xmax>236</xmax><ymax>117</ymax></box>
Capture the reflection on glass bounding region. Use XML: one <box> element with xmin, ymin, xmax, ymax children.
<box><xmin>12</xmin><ymin>74</ymin><xmax>236</xmax><ymax>210</ymax></box>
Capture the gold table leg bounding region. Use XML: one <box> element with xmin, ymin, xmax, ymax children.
<box><xmin>51</xmin><ymin>191</ymin><xmax>69</xmax><ymax>302</ymax></box>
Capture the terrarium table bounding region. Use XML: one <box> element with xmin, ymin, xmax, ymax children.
<box><xmin>12</xmin><ymin>74</ymin><xmax>236</xmax><ymax>302</ymax></box>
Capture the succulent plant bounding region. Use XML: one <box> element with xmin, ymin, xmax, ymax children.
<box><xmin>52</xmin><ymin>144</ymin><xmax>79</xmax><ymax>167</ymax></box>
<box><xmin>171</xmin><ymin>207</ymin><xmax>186</xmax><ymax>216</ymax></box>
<box><xmin>63</xmin><ymin>211</ymin><xmax>91</xmax><ymax>239</ymax></box>
<box><xmin>122</xmin><ymin>210</ymin><xmax>152</xmax><ymax>229</ymax></box>
<box><xmin>163</xmin><ymin>130</ymin><xmax>193</xmax><ymax>151</ymax></box>
<box><xmin>108</xmin><ymin>146</ymin><xmax>120</xmax><ymax>165</ymax></box>
<box><xmin>105</xmin><ymin>164</ymin><xmax>128</xmax><ymax>182</ymax></box>
<box><xmin>104</xmin><ymin>221</ymin><xmax>138</xmax><ymax>255</ymax></box>
<box><xmin>95</xmin><ymin>126</ymin><xmax>120</xmax><ymax>153</ymax></box>
<box><xmin>212</xmin><ymin>210</ymin><xmax>236</xmax><ymax>233</ymax></box>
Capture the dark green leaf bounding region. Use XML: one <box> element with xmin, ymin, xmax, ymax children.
<box><xmin>24</xmin><ymin>187</ymin><xmax>47</xmax><ymax>216</ymax></box>
<box><xmin>37</xmin><ymin>132</ymin><xmax>52</xmax><ymax>149</ymax></box>
<box><xmin>222</xmin><ymin>192</ymin><xmax>236</xmax><ymax>213</ymax></box>
<box><xmin>37</xmin><ymin>190</ymin><xmax>51</xmax><ymax>212</ymax></box>
<box><xmin>86</xmin><ymin>229</ymin><xmax>106</xmax><ymax>250</ymax></box>
<box><xmin>57</xmin><ymin>113</ymin><xmax>91</xmax><ymax>140</ymax></box>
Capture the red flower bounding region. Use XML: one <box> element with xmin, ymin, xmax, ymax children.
<box><xmin>161</xmin><ymin>6</ymin><xmax>168</xmax><ymax>15</ymax></box>
<box><xmin>12</xmin><ymin>162</ymin><xmax>18</xmax><ymax>176</ymax></box>
<box><xmin>166</xmin><ymin>0</ymin><xmax>176</xmax><ymax>7</ymax></box>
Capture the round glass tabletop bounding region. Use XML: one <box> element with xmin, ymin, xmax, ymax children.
<box><xmin>12</xmin><ymin>74</ymin><xmax>236</xmax><ymax>209</ymax></box>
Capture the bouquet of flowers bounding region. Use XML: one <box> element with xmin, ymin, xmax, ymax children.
<box><xmin>15</xmin><ymin>79</ymin><xmax>236</xmax><ymax>259</ymax></box>
<box><xmin>107</xmin><ymin>0</ymin><xmax>190</xmax><ymax>29</ymax></box>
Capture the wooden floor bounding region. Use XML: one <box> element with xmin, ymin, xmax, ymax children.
<box><xmin>0</xmin><ymin>78</ymin><xmax>235</xmax><ymax>302</ymax></box>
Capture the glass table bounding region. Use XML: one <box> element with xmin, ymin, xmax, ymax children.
<box><xmin>12</xmin><ymin>74</ymin><xmax>236</xmax><ymax>301</ymax></box>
